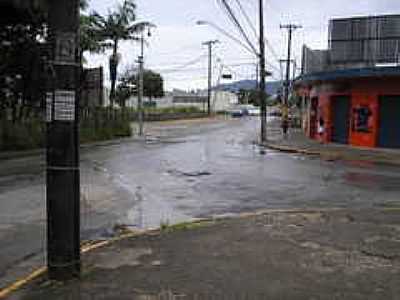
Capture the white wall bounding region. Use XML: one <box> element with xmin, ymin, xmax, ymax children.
<box><xmin>212</xmin><ymin>91</ymin><xmax>239</xmax><ymax>111</ymax></box>
<box><xmin>124</xmin><ymin>90</ymin><xmax>238</xmax><ymax>112</ymax></box>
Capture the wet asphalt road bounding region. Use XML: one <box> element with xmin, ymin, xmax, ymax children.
<box><xmin>1</xmin><ymin>117</ymin><xmax>400</xmax><ymax>286</ymax></box>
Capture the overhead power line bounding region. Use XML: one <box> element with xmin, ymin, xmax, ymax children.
<box><xmin>265</xmin><ymin>39</ymin><xmax>280</xmax><ymax>62</ymax></box>
<box><xmin>218</xmin><ymin>0</ymin><xmax>258</xmax><ymax>55</ymax></box>
<box><xmin>197</xmin><ymin>20</ymin><xmax>255</xmax><ymax>55</ymax></box>
<box><xmin>150</xmin><ymin>54</ymin><xmax>208</xmax><ymax>73</ymax></box>
<box><xmin>233</xmin><ymin>0</ymin><xmax>258</xmax><ymax>40</ymax></box>
<box><xmin>214</xmin><ymin>0</ymin><xmax>282</xmax><ymax>75</ymax></box>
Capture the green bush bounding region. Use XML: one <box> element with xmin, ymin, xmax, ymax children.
<box><xmin>0</xmin><ymin>118</ymin><xmax>44</xmax><ymax>151</ymax></box>
<box><xmin>0</xmin><ymin>105</ymin><xmax>206</xmax><ymax>152</ymax></box>
<box><xmin>79</xmin><ymin>111</ymin><xmax>132</xmax><ymax>143</ymax></box>
<box><xmin>143</xmin><ymin>106</ymin><xmax>201</xmax><ymax>115</ymax></box>
<box><xmin>0</xmin><ymin>107</ymin><xmax>133</xmax><ymax>151</ymax></box>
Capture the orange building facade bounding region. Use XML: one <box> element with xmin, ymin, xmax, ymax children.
<box><xmin>296</xmin><ymin>67</ymin><xmax>400</xmax><ymax>149</ymax></box>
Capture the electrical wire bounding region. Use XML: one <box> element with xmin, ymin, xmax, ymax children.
<box><xmin>233</xmin><ymin>0</ymin><xmax>259</xmax><ymax>40</ymax></box>
<box><xmin>265</xmin><ymin>39</ymin><xmax>280</xmax><ymax>62</ymax></box>
<box><xmin>201</xmin><ymin>21</ymin><xmax>256</xmax><ymax>55</ymax></box>
<box><xmin>218</xmin><ymin>0</ymin><xmax>285</xmax><ymax>77</ymax></box>
<box><xmin>217</xmin><ymin>0</ymin><xmax>258</xmax><ymax>55</ymax></box>
<box><xmin>149</xmin><ymin>54</ymin><xmax>208</xmax><ymax>73</ymax></box>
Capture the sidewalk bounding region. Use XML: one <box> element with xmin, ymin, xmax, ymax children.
<box><xmin>263</xmin><ymin>123</ymin><xmax>400</xmax><ymax>166</ymax></box>
<box><xmin>12</xmin><ymin>208</ymin><xmax>400</xmax><ymax>299</ymax></box>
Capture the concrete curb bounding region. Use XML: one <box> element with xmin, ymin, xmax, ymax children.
<box><xmin>0</xmin><ymin>149</ymin><xmax>44</xmax><ymax>161</ymax></box>
<box><xmin>0</xmin><ymin>137</ymin><xmax>150</xmax><ymax>162</ymax></box>
<box><xmin>263</xmin><ymin>142</ymin><xmax>400</xmax><ymax>166</ymax></box>
<box><xmin>0</xmin><ymin>207</ymin><xmax>348</xmax><ymax>299</ymax></box>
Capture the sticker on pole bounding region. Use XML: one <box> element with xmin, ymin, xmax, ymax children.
<box><xmin>54</xmin><ymin>90</ymin><xmax>76</xmax><ymax>121</ymax></box>
<box><xmin>46</xmin><ymin>92</ymin><xmax>53</xmax><ymax>122</ymax></box>
<box><xmin>55</xmin><ymin>33</ymin><xmax>76</xmax><ymax>64</ymax></box>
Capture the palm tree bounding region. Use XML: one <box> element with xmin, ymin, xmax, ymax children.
<box><xmin>91</xmin><ymin>0</ymin><xmax>152</xmax><ymax>107</ymax></box>
<box><xmin>79</xmin><ymin>14</ymin><xmax>107</xmax><ymax>64</ymax></box>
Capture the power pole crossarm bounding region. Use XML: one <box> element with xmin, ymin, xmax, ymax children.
<box><xmin>280</xmin><ymin>24</ymin><xmax>302</xmax><ymax>106</ymax></box>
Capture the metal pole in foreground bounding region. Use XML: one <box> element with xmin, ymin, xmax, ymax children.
<box><xmin>256</xmin><ymin>63</ymin><xmax>259</xmax><ymax>88</ymax></box>
<box><xmin>47</xmin><ymin>0</ymin><xmax>81</xmax><ymax>280</ymax></box>
<box><xmin>259</xmin><ymin>0</ymin><xmax>267</xmax><ymax>143</ymax></box>
<box><xmin>138</xmin><ymin>32</ymin><xmax>144</xmax><ymax>136</ymax></box>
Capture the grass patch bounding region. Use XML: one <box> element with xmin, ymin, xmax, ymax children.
<box><xmin>160</xmin><ymin>219</ymin><xmax>214</xmax><ymax>233</ymax></box>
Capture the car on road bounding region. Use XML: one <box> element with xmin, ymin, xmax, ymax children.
<box><xmin>230</xmin><ymin>109</ymin><xmax>244</xmax><ymax>118</ymax></box>
<box><xmin>247</xmin><ymin>107</ymin><xmax>261</xmax><ymax>116</ymax></box>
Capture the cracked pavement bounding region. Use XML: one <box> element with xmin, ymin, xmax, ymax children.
<box><xmin>2</xmin><ymin>117</ymin><xmax>400</xmax><ymax>293</ymax></box>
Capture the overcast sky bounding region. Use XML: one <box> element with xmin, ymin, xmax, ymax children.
<box><xmin>86</xmin><ymin>0</ymin><xmax>400</xmax><ymax>91</ymax></box>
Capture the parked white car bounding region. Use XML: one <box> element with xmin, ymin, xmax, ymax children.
<box><xmin>247</xmin><ymin>108</ymin><xmax>261</xmax><ymax>116</ymax></box>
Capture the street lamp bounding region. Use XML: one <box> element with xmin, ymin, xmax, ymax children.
<box><xmin>137</xmin><ymin>23</ymin><xmax>156</xmax><ymax>136</ymax></box>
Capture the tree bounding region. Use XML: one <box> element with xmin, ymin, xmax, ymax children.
<box><xmin>79</xmin><ymin>14</ymin><xmax>107</xmax><ymax>64</ymax></box>
<box><xmin>142</xmin><ymin>70</ymin><xmax>165</xmax><ymax>101</ymax></box>
<box><xmin>0</xmin><ymin>9</ymin><xmax>47</xmax><ymax>118</ymax></box>
<box><xmin>79</xmin><ymin>0</ymin><xmax>110</xmax><ymax>64</ymax></box>
<box><xmin>116</xmin><ymin>68</ymin><xmax>164</xmax><ymax>108</ymax></box>
<box><xmin>90</xmin><ymin>0</ymin><xmax>151</xmax><ymax>107</ymax></box>
<box><xmin>0</xmin><ymin>0</ymin><xmax>91</xmax><ymax>115</ymax></box>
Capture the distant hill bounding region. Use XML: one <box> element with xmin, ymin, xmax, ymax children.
<box><xmin>216</xmin><ymin>80</ymin><xmax>282</xmax><ymax>95</ymax></box>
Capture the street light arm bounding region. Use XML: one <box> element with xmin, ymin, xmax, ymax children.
<box><xmin>197</xmin><ymin>20</ymin><xmax>259</xmax><ymax>57</ymax></box>
<box><xmin>128</xmin><ymin>21</ymin><xmax>156</xmax><ymax>35</ymax></box>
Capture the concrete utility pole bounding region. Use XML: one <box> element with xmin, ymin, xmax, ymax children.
<box><xmin>137</xmin><ymin>31</ymin><xmax>145</xmax><ymax>136</ymax></box>
<box><xmin>279</xmin><ymin>58</ymin><xmax>295</xmax><ymax>100</ymax></box>
<box><xmin>47</xmin><ymin>0</ymin><xmax>81</xmax><ymax>280</ymax></box>
<box><xmin>203</xmin><ymin>40</ymin><xmax>219</xmax><ymax>115</ymax></box>
<box><xmin>280</xmin><ymin>24</ymin><xmax>302</xmax><ymax>106</ymax></box>
<box><xmin>259</xmin><ymin>0</ymin><xmax>267</xmax><ymax>142</ymax></box>
<box><xmin>256</xmin><ymin>63</ymin><xmax>259</xmax><ymax>88</ymax></box>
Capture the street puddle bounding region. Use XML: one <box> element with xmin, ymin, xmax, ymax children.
<box><xmin>343</xmin><ymin>172</ymin><xmax>400</xmax><ymax>190</ymax></box>
<box><xmin>166</xmin><ymin>169</ymin><xmax>212</xmax><ymax>177</ymax></box>
<box><xmin>94</xmin><ymin>247</ymin><xmax>153</xmax><ymax>269</ymax></box>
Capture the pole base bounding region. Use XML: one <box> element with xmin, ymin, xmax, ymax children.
<box><xmin>48</xmin><ymin>261</ymin><xmax>81</xmax><ymax>281</ymax></box>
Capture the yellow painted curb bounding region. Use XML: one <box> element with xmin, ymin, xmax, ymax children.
<box><xmin>0</xmin><ymin>267</ymin><xmax>46</xmax><ymax>299</ymax></box>
<box><xmin>0</xmin><ymin>232</ymin><xmax>145</xmax><ymax>300</ymax></box>
<box><xmin>0</xmin><ymin>207</ymin><xmax>350</xmax><ymax>299</ymax></box>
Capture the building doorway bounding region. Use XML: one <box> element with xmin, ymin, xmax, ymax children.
<box><xmin>378</xmin><ymin>96</ymin><xmax>400</xmax><ymax>148</ymax></box>
<box><xmin>309</xmin><ymin>97</ymin><xmax>318</xmax><ymax>138</ymax></box>
<box><xmin>331</xmin><ymin>96</ymin><xmax>351</xmax><ymax>144</ymax></box>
